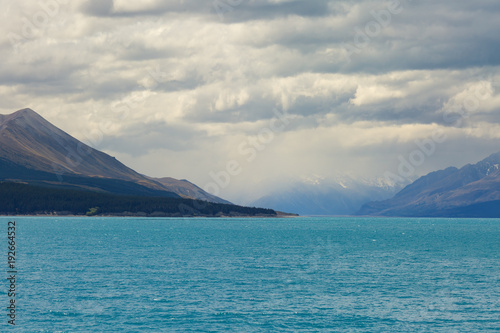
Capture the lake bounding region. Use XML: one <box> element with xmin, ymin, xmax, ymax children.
<box><xmin>3</xmin><ymin>216</ymin><xmax>499</xmax><ymax>332</ymax></box>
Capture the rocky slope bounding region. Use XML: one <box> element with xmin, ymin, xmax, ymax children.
<box><xmin>0</xmin><ymin>108</ymin><xmax>229</xmax><ymax>203</ymax></box>
<box><xmin>357</xmin><ymin>151</ymin><xmax>500</xmax><ymax>217</ymax></box>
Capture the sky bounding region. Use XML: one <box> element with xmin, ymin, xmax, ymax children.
<box><xmin>1</xmin><ymin>0</ymin><xmax>500</xmax><ymax>203</ymax></box>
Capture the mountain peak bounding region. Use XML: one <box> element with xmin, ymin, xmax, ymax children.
<box><xmin>0</xmin><ymin>108</ymin><xmax>230</xmax><ymax>204</ymax></box>
<box><xmin>13</xmin><ymin>107</ymin><xmax>37</xmax><ymax>115</ymax></box>
<box><xmin>0</xmin><ymin>108</ymin><xmax>46</xmax><ymax>127</ymax></box>
<box><xmin>2</xmin><ymin>108</ymin><xmax>37</xmax><ymax>118</ymax></box>
<box><xmin>483</xmin><ymin>150</ymin><xmax>500</xmax><ymax>164</ymax></box>
<box><xmin>357</xmin><ymin>149</ymin><xmax>500</xmax><ymax>217</ymax></box>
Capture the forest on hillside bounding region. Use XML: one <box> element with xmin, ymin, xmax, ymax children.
<box><xmin>0</xmin><ymin>182</ymin><xmax>276</xmax><ymax>217</ymax></box>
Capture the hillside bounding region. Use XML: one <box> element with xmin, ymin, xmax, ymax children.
<box><xmin>0</xmin><ymin>108</ymin><xmax>228</xmax><ymax>204</ymax></box>
<box><xmin>357</xmin><ymin>151</ymin><xmax>500</xmax><ymax>217</ymax></box>
<box><xmin>153</xmin><ymin>177</ymin><xmax>232</xmax><ymax>204</ymax></box>
<box><xmin>0</xmin><ymin>182</ymin><xmax>275</xmax><ymax>217</ymax></box>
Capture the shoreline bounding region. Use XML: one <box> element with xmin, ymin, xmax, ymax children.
<box><xmin>0</xmin><ymin>213</ymin><xmax>299</xmax><ymax>218</ymax></box>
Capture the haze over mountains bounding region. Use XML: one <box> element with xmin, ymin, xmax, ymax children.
<box><xmin>358</xmin><ymin>151</ymin><xmax>500</xmax><ymax>217</ymax></box>
<box><xmin>247</xmin><ymin>150</ymin><xmax>500</xmax><ymax>218</ymax></box>
<box><xmin>248</xmin><ymin>175</ymin><xmax>403</xmax><ymax>216</ymax></box>
<box><xmin>2</xmin><ymin>108</ymin><xmax>499</xmax><ymax>217</ymax></box>
<box><xmin>0</xmin><ymin>108</ymin><xmax>229</xmax><ymax>204</ymax></box>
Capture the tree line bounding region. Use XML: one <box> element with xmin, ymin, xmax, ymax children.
<box><xmin>0</xmin><ymin>182</ymin><xmax>276</xmax><ymax>217</ymax></box>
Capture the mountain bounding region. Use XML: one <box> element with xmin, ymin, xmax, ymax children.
<box><xmin>1</xmin><ymin>109</ymin><xmax>150</xmax><ymax>183</ymax></box>
<box><xmin>153</xmin><ymin>177</ymin><xmax>232</xmax><ymax>204</ymax></box>
<box><xmin>0</xmin><ymin>108</ymin><xmax>228</xmax><ymax>204</ymax></box>
<box><xmin>357</xmin><ymin>151</ymin><xmax>500</xmax><ymax>217</ymax></box>
<box><xmin>248</xmin><ymin>176</ymin><xmax>402</xmax><ymax>216</ymax></box>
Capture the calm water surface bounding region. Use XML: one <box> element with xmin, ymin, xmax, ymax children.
<box><xmin>2</xmin><ymin>216</ymin><xmax>500</xmax><ymax>332</ymax></box>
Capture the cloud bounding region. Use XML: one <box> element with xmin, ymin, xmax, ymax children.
<box><xmin>98</xmin><ymin>121</ymin><xmax>207</xmax><ymax>156</ymax></box>
<box><xmin>1</xmin><ymin>0</ymin><xmax>499</xmax><ymax>202</ymax></box>
<box><xmin>81</xmin><ymin>0</ymin><xmax>114</xmax><ymax>17</ymax></box>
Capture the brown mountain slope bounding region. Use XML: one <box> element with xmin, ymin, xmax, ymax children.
<box><xmin>0</xmin><ymin>108</ymin><xmax>229</xmax><ymax>204</ymax></box>
<box><xmin>357</xmin><ymin>151</ymin><xmax>500</xmax><ymax>217</ymax></box>
<box><xmin>153</xmin><ymin>177</ymin><xmax>232</xmax><ymax>204</ymax></box>
<box><xmin>0</xmin><ymin>108</ymin><xmax>151</xmax><ymax>182</ymax></box>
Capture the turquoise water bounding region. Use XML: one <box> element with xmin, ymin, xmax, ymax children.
<box><xmin>2</xmin><ymin>216</ymin><xmax>500</xmax><ymax>332</ymax></box>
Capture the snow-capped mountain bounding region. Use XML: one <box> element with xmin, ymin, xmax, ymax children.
<box><xmin>247</xmin><ymin>174</ymin><xmax>405</xmax><ymax>216</ymax></box>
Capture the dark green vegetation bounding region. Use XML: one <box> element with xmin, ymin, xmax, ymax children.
<box><xmin>0</xmin><ymin>108</ymin><xmax>282</xmax><ymax>217</ymax></box>
<box><xmin>0</xmin><ymin>182</ymin><xmax>277</xmax><ymax>217</ymax></box>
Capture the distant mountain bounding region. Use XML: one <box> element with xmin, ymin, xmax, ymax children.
<box><xmin>249</xmin><ymin>176</ymin><xmax>401</xmax><ymax>216</ymax></box>
<box><xmin>357</xmin><ymin>151</ymin><xmax>500</xmax><ymax>217</ymax></box>
<box><xmin>153</xmin><ymin>177</ymin><xmax>232</xmax><ymax>204</ymax></box>
<box><xmin>0</xmin><ymin>108</ymin><xmax>228</xmax><ymax>204</ymax></box>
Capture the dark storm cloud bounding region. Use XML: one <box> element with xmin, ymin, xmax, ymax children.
<box><xmin>342</xmin><ymin>0</ymin><xmax>500</xmax><ymax>72</ymax></box>
<box><xmin>79</xmin><ymin>0</ymin><xmax>332</xmax><ymax>20</ymax></box>
<box><xmin>212</xmin><ymin>0</ymin><xmax>333</xmax><ymax>22</ymax></box>
<box><xmin>79</xmin><ymin>0</ymin><xmax>212</xmax><ymax>17</ymax></box>
<box><xmin>1</xmin><ymin>0</ymin><xmax>500</xmax><ymax>192</ymax></box>
<box><xmin>81</xmin><ymin>0</ymin><xmax>114</xmax><ymax>16</ymax></box>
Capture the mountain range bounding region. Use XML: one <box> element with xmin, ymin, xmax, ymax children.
<box><xmin>2</xmin><ymin>108</ymin><xmax>499</xmax><ymax>218</ymax></box>
<box><xmin>248</xmin><ymin>176</ymin><xmax>402</xmax><ymax>216</ymax></box>
<box><xmin>0</xmin><ymin>108</ymin><xmax>277</xmax><ymax>217</ymax></box>
<box><xmin>0</xmin><ymin>108</ymin><xmax>229</xmax><ymax>204</ymax></box>
<box><xmin>358</xmin><ymin>151</ymin><xmax>500</xmax><ymax>217</ymax></box>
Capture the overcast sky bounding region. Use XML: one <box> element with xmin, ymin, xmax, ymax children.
<box><xmin>1</xmin><ymin>0</ymin><xmax>500</xmax><ymax>202</ymax></box>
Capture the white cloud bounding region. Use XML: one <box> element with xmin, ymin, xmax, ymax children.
<box><xmin>1</xmin><ymin>0</ymin><xmax>500</xmax><ymax>203</ymax></box>
<box><xmin>350</xmin><ymin>84</ymin><xmax>405</xmax><ymax>106</ymax></box>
